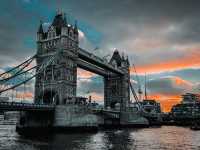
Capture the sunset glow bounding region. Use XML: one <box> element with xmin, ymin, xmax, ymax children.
<box><xmin>0</xmin><ymin>0</ymin><xmax>200</xmax><ymax>114</ymax></box>
<box><xmin>131</xmin><ymin>48</ymin><xmax>200</xmax><ymax>74</ymax></box>
<box><xmin>147</xmin><ymin>94</ymin><xmax>182</xmax><ymax>112</ymax></box>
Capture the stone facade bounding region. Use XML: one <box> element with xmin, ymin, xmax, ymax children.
<box><xmin>35</xmin><ymin>12</ymin><xmax>130</xmax><ymax>111</ymax></box>
<box><xmin>35</xmin><ymin>12</ymin><xmax>78</xmax><ymax>105</ymax></box>
<box><xmin>105</xmin><ymin>50</ymin><xmax>130</xmax><ymax>111</ymax></box>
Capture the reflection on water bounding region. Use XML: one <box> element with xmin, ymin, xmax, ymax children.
<box><xmin>0</xmin><ymin>125</ymin><xmax>200</xmax><ymax>150</ymax></box>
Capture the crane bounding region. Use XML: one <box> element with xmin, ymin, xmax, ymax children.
<box><xmin>132</xmin><ymin>63</ymin><xmax>143</xmax><ymax>101</ymax></box>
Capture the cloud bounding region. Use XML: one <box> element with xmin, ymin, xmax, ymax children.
<box><xmin>89</xmin><ymin>92</ymin><xmax>103</xmax><ymax>101</ymax></box>
<box><xmin>77</xmin><ymin>70</ymin><xmax>104</xmax><ymax>99</ymax></box>
<box><xmin>147</xmin><ymin>76</ymin><xmax>193</xmax><ymax>96</ymax></box>
<box><xmin>77</xmin><ymin>68</ymin><xmax>96</xmax><ymax>79</ymax></box>
<box><xmin>1</xmin><ymin>0</ymin><xmax>200</xmax><ymax>73</ymax></box>
<box><xmin>144</xmin><ymin>76</ymin><xmax>197</xmax><ymax>112</ymax></box>
<box><xmin>23</xmin><ymin>0</ymin><xmax>31</xmax><ymax>3</ymax></box>
<box><xmin>1</xmin><ymin>0</ymin><xmax>200</xmax><ymax>110</ymax></box>
<box><xmin>16</xmin><ymin>92</ymin><xmax>33</xmax><ymax>99</ymax></box>
<box><xmin>131</xmin><ymin>45</ymin><xmax>200</xmax><ymax>74</ymax></box>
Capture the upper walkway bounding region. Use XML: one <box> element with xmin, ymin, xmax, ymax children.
<box><xmin>78</xmin><ymin>48</ymin><xmax>124</xmax><ymax>75</ymax></box>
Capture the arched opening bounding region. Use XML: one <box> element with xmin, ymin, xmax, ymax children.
<box><xmin>42</xmin><ymin>90</ymin><xmax>59</xmax><ymax>104</ymax></box>
<box><xmin>77</xmin><ymin>68</ymin><xmax>104</xmax><ymax>106</ymax></box>
<box><xmin>110</xmin><ymin>101</ymin><xmax>118</xmax><ymax>109</ymax></box>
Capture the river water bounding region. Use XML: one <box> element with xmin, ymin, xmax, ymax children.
<box><xmin>0</xmin><ymin>125</ymin><xmax>199</xmax><ymax>150</ymax></box>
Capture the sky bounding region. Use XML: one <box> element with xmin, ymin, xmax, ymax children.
<box><xmin>0</xmin><ymin>0</ymin><xmax>200</xmax><ymax>112</ymax></box>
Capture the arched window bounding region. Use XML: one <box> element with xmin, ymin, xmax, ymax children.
<box><xmin>53</xmin><ymin>32</ymin><xmax>56</xmax><ymax>37</ymax></box>
<box><xmin>69</xmin><ymin>31</ymin><xmax>73</xmax><ymax>37</ymax></box>
<box><xmin>48</xmin><ymin>26</ymin><xmax>55</xmax><ymax>39</ymax></box>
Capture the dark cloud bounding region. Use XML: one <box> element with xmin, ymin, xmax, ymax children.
<box><xmin>0</xmin><ymin>0</ymin><xmax>200</xmax><ymax>101</ymax></box>
<box><xmin>147</xmin><ymin>76</ymin><xmax>192</xmax><ymax>96</ymax></box>
<box><xmin>133</xmin><ymin>68</ymin><xmax>200</xmax><ymax>84</ymax></box>
<box><xmin>1</xmin><ymin>0</ymin><xmax>200</xmax><ymax>66</ymax></box>
<box><xmin>77</xmin><ymin>75</ymin><xmax>104</xmax><ymax>96</ymax></box>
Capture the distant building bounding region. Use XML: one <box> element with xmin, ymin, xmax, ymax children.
<box><xmin>171</xmin><ymin>93</ymin><xmax>200</xmax><ymax>124</ymax></box>
<box><xmin>181</xmin><ymin>93</ymin><xmax>200</xmax><ymax>104</ymax></box>
<box><xmin>0</xmin><ymin>97</ymin><xmax>9</xmax><ymax>102</ymax></box>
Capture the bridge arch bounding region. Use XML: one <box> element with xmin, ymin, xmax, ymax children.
<box><xmin>39</xmin><ymin>89</ymin><xmax>59</xmax><ymax>105</ymax></box>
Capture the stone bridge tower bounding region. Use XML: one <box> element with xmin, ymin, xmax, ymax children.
<box><xmin>104</xmin><ymin>50</ymin><xmax>130</xmax><ymax>111</ymax></box>
<box><xmin>34</xmin><ymin>12</ymin><xmax>79</xmax><ymax>105</ymax></box>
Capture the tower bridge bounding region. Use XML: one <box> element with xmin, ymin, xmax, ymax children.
<box><xmin>34</xmin><ymin>12</ymin><xmax>130</xmax><ymax>111</ymax></box>
<box><xmin>0</xmin><ymin>12</ymin><xmax>149</xmax><ymax>133</ymax></box>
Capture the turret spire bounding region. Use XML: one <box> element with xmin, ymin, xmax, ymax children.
<box><xmin>74</xmin><ymin>20</ymin><xmax>78</xmax><ymax>33</ymax></box>
<box><xmin>126</xmin><ymin>56</ymin><xmax>130</xmax><ymax>66</ymax></box>
<box><xmin>63</xmin><ymin>13</ymin><xmax>68</xmax><ymax>26</ymax></box>
<box><xmin>121</xmin><ymin>52</ymin><xmax>125</xmax><ymax>60</ymax></box>
<box><xmin>38</xmin><ymin>20</ymin><xmax>44</xmax><ymax>33</ymax></box>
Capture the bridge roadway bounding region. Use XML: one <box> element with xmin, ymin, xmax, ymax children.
<box><xmin>37</xmin><ymin>47</ymin><xmax>124</xmax><ymax>77</ymax></box>
<box><xmin>90</xmin><ymin>108</ymin><xmax>120</xmax><ymax>119</ymax></box>
<box><xmin>0</xmin><ymin>102</ymin><xmax>55</xmax><ymax>111</ymax></box>
<box><xmin>0</xmin><ymin>101</ymin><xmax>120</xmax><ymax>119</ymax></box>
<box><xmin>78</xmin><ymin>48</ymin><xmax>124</xmax><ymax>76</ymax></box>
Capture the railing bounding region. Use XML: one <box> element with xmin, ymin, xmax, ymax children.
<box><xmin>90</xmin><ymin>108</ymin><xmax>120</xmax><ymax>114</ymax></box>
<box><xmin>79</xmin><ymin>48</ymin><xmax>106</xmax><ymax>63</ymax></box>
<box><xmin>0</xmin><ymin>102</ymin><xmax>55</xmax><ymax>111</ymax></box>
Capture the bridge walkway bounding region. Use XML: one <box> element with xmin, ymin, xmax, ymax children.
<box><xmin>0</xmin><ymin>102</ymin><xmax>55</xmax><ymax>111</ymax></box>
<box><xmin>90</xmin><ymin>108</ymin><xmax>120</xmax><ymax>119</ymax></box>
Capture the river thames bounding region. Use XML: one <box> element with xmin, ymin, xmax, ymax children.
<box><xmin>0</xmin><ymin>125</ymin><xmax>199</xmax><ymax>150</ymax></box>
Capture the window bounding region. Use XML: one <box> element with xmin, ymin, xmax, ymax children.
<box><xmin>43</xmin><ymin>43</ymin><xmax>46</xmax><ymax>49</ymax></box>
<box><xmin>69</xmin><ymin>31</ymin><xmax>72</xmax><ymax>37</ymax></box>
<box><xmin>48</xmin><ymin>32</ymin><xmax>51</xmax><ymax>39</ymax></box>
<box><xmin>53</xmin><ymin>32</ymin><xmax>56</xmax><ymax>37</ymax></box>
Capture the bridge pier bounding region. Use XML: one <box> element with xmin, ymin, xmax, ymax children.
<box><xmin>16</xmin><ymin>104</ymin><xmax>100</xmax><ymax>134</ymax></box>
<box><xmin>104</xmin><ymin>50</ymin><xmax>130</xmax><ymax>111</ymax></box>
<box><xmin>53</xmin><ymin>105</ymin><xmax>98</xmax><ymax>131</ymax></box>
<box><xmin>16</xmin><ymin>110</ymin><xmax>54</xmax><ymax>134</ymax></box>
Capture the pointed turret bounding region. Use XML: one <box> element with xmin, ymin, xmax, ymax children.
<box><xmin>109</xmin><ymin>49</ymin><xmax>122</xmax><ymax>67</ymax></box>
<box><xmin>121</xmin><ymin>52</ymin><xmax>125</xmax><ymax>60</ymax></box>
<box><xmin>61</xmin><ymin>13</ymin><xmax>69</xmax><ymax>36</ymax></box>
<box><xmin>37</xmin><ymin>20</ymin><xmax>44</xmax><ymax>41</ymax></box>
<box><xmin>38</xmin><ymin>20</ymin><xmax>44</xmax><ymax>33</ymax></box>
<box><xmin>74</xmin><ymin>20</ymin><xmax>78</xmax><ymax>34</ymax></box>
<box><xmin>126</xmin><ymin>56</ymin><xmax>130</xmax><ymax>66</ymax></box>
<box><xmin>63</xmin><ymin>13</ymin><xmax>68</xmax><ymax>26</ymax></box>
<box><xmin>51</xmin><ymin>12</ymin><xmax>65</xmax><ymax>35</ymax></box>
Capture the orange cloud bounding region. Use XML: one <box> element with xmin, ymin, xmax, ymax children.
<box><xmin>145</xmin><ymin>76</ymin><xmax>191</xmax><ymax>112</ymax></box>
<box><xmin>131</xmin><ymin>48</ymin><xmax>200</xmax><ymax>74</ymax></box>
<box><xmin>168</xmin><ymin>76</ymin><xmax>193</xmax><ymax>91</ymax></box>
<box><xmin>89</xmin><ymin>92</ymin><xmax>103</xmax><ymax>102</ymax></box>
<box><xmin>77</xmin><ymin>68</ymin><xmax>96</xmax><ymax>78</ymax></box>
<box><xmin>16</xmin><ymin>92</ymin><xmax>33</xmax><ymax>99</ymax></box>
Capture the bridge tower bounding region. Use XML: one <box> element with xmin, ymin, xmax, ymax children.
<box><xmin>35</xmin><ymin>12</ymin><xmax>79</xmax><ymax>105</ymax></box>
<box><xmin>104</xmin><ymin>50</ymin><xmax>130</xmax><ymax>111</ymax></box>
